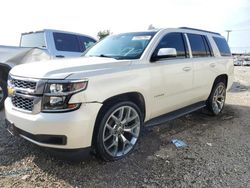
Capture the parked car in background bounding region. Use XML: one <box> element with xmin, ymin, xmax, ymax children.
<box><xmin>0</xmin><ymin>29</ymin><xmax>96</xmax><ymax>109</ymax></box>
<box><xmin>242</xmin><ymin>56</ymin><xmax>250</xmax><ymax>66</ymax></box>
<box><xmin>243</xmin><ymin>60</ymin><xmax>250</xmax><ymax>66</ymax></box>
<box><xmin>5</xmin><ymin>27</ymin><xmax>233</xmax><ymax>161</ymax></box>
<box><xmin>234</xmin><ymin>59</ymin><xmax>243</xmax><ymax>66</ymax></box>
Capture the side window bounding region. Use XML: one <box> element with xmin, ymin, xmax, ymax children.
<box><xmin>203</xmin><ymin>37</ymin><xmax>213</xmax><ymax>56</ymax></box>
<box><xmin>213</xmin><ymin>37</ymin><xmax>231</xmax><ymax>56</ymax></box>
<box><xmin>53</xmin><ymin>32</ymin><xmax>81</xmax><ymax>52</ymax></box>
<box><xmin>78</xmin><ymin>36</ymin><xmax>96</xmax><ymax>52</ymax></box>
<box><xmin>187</xmin><ymin>34</ymin><xmax>211</xmax><ymax>57</ymax></box>
<box><xmin>154</xmin><ymin>32</ymin><xmax>186</xmax><ymax>58</ymax></box>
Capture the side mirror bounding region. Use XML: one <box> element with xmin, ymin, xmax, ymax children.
<box><xmin>151</xmin><ymin>48</ymin><xmax>177</xmax><ymax>62</ymax></box>
<box><xmin>157</xmin><ymin>48</ymin><xmax>177</xmax><ymax>57</ymax></box>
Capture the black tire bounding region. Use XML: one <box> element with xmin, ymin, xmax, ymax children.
<box><xmin>206</xmin><ymin>81</ymin><xmax>226</xmax><ymax>116</ymax></box>
<box><xmin>0</xmin><ymin>80</ymin><xmax>8</xmax><ymax>110</ymax></box>
<box><xmin>94</xmin><ymin>101</ymin><xmax>143</xmax><ymax>161</ymax></box>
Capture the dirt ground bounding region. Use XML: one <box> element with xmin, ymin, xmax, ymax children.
<box><xmin>0</xmin><ymin>66</ymin><xmax>250</xmax><ymax>188</ymax></box>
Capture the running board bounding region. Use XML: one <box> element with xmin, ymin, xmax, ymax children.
<box><xmin>144</xmin><ymin>101</ymin><xmax>206</xmax><ymax>128</ymax></box>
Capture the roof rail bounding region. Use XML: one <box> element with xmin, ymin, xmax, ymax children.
<box><xmin>179</xmin><ymin>27</ymin><xmax>221</xmax><ymax>36</ymax></box>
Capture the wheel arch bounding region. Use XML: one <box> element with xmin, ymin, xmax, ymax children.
<box><xmin>91</xmin><ymin>92</ymin><xmax>146</xmax><ymax>147</ymax></box>
<box><xmin>207</xmin><ymin>74</ymin><xmax>228</xmax><ymax>101</ymax></box>
<box><xmin>206</xmin><ymin>74</ymin><xmax>228</xmax><ymax>115</ymax></box>
<box><xmin>212</xmin><ymin>74</ymin><xmax>228</xmax><ymax>89</ymax></box>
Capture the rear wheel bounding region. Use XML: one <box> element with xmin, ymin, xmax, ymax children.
<box><xmin>206</xmin><ymin>82</ymin><xmax>226</xmax><ymax>115</ymax></box>
<box><xmin>0</xmin><ymin>80</ymin><xmax>7</xmax><ymax>110</ymax></box>
<box><xmin>95</xmin><ymin>101</ymin><xmax>142</xmax><ymax>161</ymax></box>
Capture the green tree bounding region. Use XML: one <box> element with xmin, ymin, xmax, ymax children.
<box><xmin>97</xmin><ymin>30</ymin><xmax>111</xmax><ymax>40</ymax></box>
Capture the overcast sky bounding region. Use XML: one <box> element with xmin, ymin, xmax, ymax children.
<box><xmin>0</xmin><ymin>0</ymin><xmax>249</xmax><ymax>52</ymax></box>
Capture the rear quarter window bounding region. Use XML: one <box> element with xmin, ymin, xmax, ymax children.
<box><xmin>213</xmin><ymin>37</ymin><xmax>231</xmax><ymax>56</ymax></box>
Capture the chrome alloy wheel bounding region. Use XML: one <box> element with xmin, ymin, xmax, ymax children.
<box><xmin>212</xmin><ymin>84</ymin><xmax>226</xmax><ymax>114</ymax></box>
<box><xmin>102</xmin><ymin>106</ymin><xmax>140</xmax><ymax>157</ymax></box>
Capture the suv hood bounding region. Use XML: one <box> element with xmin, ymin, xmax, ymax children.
<box><xmin>10</xmin><ymin>57</ymin><xmax>132</xmax><ymax>79</ymax></box>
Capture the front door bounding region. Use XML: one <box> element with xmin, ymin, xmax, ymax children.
<box><xmin>149</xmin><ymin>32</ymin><xmax>194</xmax><ymax>118</ymax></box>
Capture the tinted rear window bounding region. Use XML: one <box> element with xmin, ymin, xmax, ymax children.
<box><xmin>213</xmin><ymin>37</ymin><xmax>231</xmax><ymax>56</ymax></box>
<box><xmin>53</xmin><ymin>32</ymin><xmax>81</xmax><ymax>52</ymax></box>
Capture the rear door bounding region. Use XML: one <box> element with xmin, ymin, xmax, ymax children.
<box><xmin>186</xmin><ymin>33</ymin><xmax>216</xmax><ymax>101</ymax></box>
<box><xmin>149</xmin><ymin>32</ymin><xmax>194</xmax><ymax>117</ymax></box>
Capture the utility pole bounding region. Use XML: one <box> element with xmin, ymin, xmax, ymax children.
<box><xmin>225</xmin><ymin>30</ymin><xmax>232</xmax><ymax>42</ymax></box>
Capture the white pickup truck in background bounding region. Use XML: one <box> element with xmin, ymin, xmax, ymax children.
<box><xmin>0</xmin><ymin>29</ymin><xmax>96</xmax><ymax>109</ymax></box>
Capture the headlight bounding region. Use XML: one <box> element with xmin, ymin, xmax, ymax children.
<box><xmin>42</xmin><ymin>80</ymin><xmax>88</xmax><ymax>112</ymax></box>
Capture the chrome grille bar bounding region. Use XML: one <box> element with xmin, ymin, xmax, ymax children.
<box><xmin>9</xmin><ymin>75</ymin><xmax>46</xmax><ymax>114</ymax></box>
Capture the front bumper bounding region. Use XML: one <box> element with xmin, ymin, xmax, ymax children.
<box><xmin>5</xmin><ymin>97</ymin><xmax>102</xmax><ymax>149</ymax></box>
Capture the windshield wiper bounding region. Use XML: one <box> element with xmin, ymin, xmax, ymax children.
<box><xmin>89</xmin><ymin>54</ymin><xmax>118</xmax><ymax>59</ymax></box>
<box><xmin>99</xmin><ymin>54</ymin><xmax>112</xmax><ymax>58</ymax></box>
<box><xmin>115</xmin><ymin>56</ymin><xmax>138</xmax><ymax>60</ymax></box>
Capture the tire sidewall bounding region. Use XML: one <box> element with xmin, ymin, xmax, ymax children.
<box><xmin>95</xmin><ymin>101</ymin><xmax>143</xmax><ymax>161</ymax></box>
<box><xmin>0</xmin><ymin>80</ymin><xmax>7</xmax><ymax>110</ymax></box>
<box><xmin>207</xmin><ymin>82</ymin><xmax>226</xmax><ymax>115</ymax></box>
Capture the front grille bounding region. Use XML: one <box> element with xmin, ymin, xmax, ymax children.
<box><xmin>12</xmin><ymin>95</ymin><xmax>34</xmax><ymax>111</ymax></box>
<box><xmin>9</xmin><ymin>77</ymin><xmax>40</xmax><ymax>112</ymax></box>
<box><xmin>12</xmin><ymin>79</ymin><xmax>37</xmax><ymax>90</ymax></box>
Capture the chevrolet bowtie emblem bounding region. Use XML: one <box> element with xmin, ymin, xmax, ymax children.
<box><xmin>8</xmin><ymin>87</ymin><xmax>15</xmax><ymax>96</ymax></box>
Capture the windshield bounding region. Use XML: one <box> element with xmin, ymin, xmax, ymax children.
<box><xmin>20</xmin><ymin>32</ymin><xmax>46</xmax><ymax>48</ymax></box>
<box><xmin>83</xmin><ymin>32</ymin><xmax>156</xmax><ymax>60</ymax></box>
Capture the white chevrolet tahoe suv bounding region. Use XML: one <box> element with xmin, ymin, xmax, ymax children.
<box><xmin>5</xmin><ymin>27</ymin><xmax>234</xmax><ymax>161</ymax></box>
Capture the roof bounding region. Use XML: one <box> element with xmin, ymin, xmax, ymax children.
<box><xmin>21</xmin><ymin>29</ymin><xmax>96</xmax><ymax>41</ymax></box>
<box><xmin>179</xmin><ymin>27</ymin><xmax>221</xmax><ymax>35</ymax></box>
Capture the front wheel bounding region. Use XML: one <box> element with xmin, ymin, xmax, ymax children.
<box><xmin>206</xmin><ymin>82</ymin><xmax>226</xmax><ymax>115</ymax></box>
<box><xmin>95</xmin><ymin>101</ymin><xmax>142</xmax><ymax>161</ymax></box>
<box><xmin>0</xmin><ymin>80</ymin><xmax>7</xmax><ymax>110</ymax></box>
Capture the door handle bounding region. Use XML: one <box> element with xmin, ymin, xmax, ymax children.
<box><xmin>210</xmin><ymin>63</ymin><xmax>216</xmax><ymax>68</ymax></box>
<box><xmin>183</xmin><ymin>67</ymin><xmax>191</xmax><ymax>72</ymax></box>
